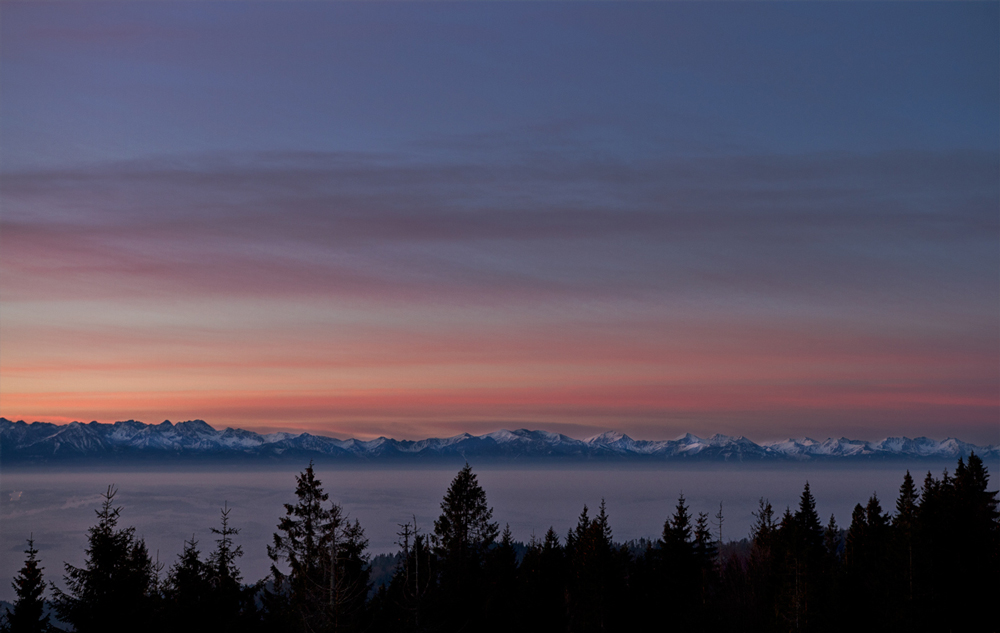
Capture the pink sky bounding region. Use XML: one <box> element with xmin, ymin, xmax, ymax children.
<box><xmin>2</xmin><ymin>4</ymin><xmax>997</xmax><ymax>444</ymax></box>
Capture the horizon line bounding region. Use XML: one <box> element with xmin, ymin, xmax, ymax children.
<box><xmin>2</xmin><ymin>416</ymin><xmax>996</xmax><ymax>448</ymax></box>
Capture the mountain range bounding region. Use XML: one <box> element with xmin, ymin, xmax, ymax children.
<box><xmin>1</xmin><ymin>418</ymin><xmax>996</xmax><ymax>464</ymax></box>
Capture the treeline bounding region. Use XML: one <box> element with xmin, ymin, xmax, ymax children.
<box><xmin>3</xmin><ymin>455</ymin><xmax>997</xmax><ymax>633</ymax></box>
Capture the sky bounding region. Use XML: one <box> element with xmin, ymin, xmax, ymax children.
<box><xmin>1</xmin><ymin>2</ymin><xmax>997</xmax><ymax>444</ymax></box>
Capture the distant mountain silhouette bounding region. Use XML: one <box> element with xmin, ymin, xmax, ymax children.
<box><xmin>2</xmin><ymin>418</ymin><xmax>995</xmax><ymax>464</ymax></box>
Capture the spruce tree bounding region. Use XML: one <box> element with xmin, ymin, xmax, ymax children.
<box><xmin>749</xmin><ymin>498</ymin><xmax>777</xmax><ymax>557</ymax></box>
<box><xmin>844</xmin><ymin>503</ymin><xmax>867</xmax><ymax>570</ymax></box>
<box><xmin>663</xmin><ymin>493</ymin><xmax>693</xmax><ymax>547</ymax></box>
<box><xmin>660</xmin><ymin>493</ymin><xmax>695</xmax><ymax>577</ymax></box>
<box><xmin>2</xmin><ymin>536</ymin><xmax>49</xmax><ymax>633</ymax></box>
<box><xmin>520</xmin><ymin>527</ymin><xmax>567</xmax><ymax>633</ymax></box>
<box><xmin>162</xmin><ymin>537</ymin><xmax>212</xmax><ymax>628</ymax></box>
<box><xmin>895</xmin><ymin>471</ymin><xmax>919</xmax><ymax>528</ymax></box>
<box><xmin>794</xmin><ymin>482</ymin><xmax>824</xmax><ymax>551</ymax></box>
<box><xmin>694</xmin><ymin>511</ymin><xmax>717</xmax><ymax>569</ymax></box>
<box><xmin>267</xmin><ymin>462</ymin><xmax>370</xmax><ymax>633</ymax></box>
<box><xmin>657</xmin><ymin>494</ymin><xmax>699</xmax><ymax>629</ymax></box>
<box><xmin>776</xmin><ymin>482</ymin><xmax>830</xmax><ymax>631</ymax></box>
<box><xmin>743</xmin><ymin>499</ymin><xmax>779</xmax><ymax>631</ymax></box>
<box><xmin>891</xmin><ymin>470</ymin><xmax>919</xmax><ymax>625</ymax></box>
<box><xmin>948</xmin><ymin>452</ymin><xmax>999</xmax><ymax>630</ymax></box>
<box><xmin>483</xmin><ymin>525</ymin><xmax>519</xmax><ymax>632</ymax></box>
<box><xmin>432</xmin><ymin>463</ymin><xmax>498</xmax><ymax>631</ymax></box>
<box><xmin>209</xmin><ymin>502</ymin><xmax>243</xmax><ymax>591</ymax></box>
<box><xmin>378</xmin><ymin>520</ymin><xmax>435</xmax><ymax>633</ymax></box>
<box><xmin>864</xmin><ymin>494</ymin><xmax>889</xmax><ymax>554</ymax></box>
<box><xmin>823</xmin><ymin>514</ymin><xmax>841</xmax><ymax>559</ymax></box>
<box><xmin>566</xmin><ymin>500</ymin><xmax>624</xmax><ymax>633</ymax></box>
<box><xmin>693</xmin><ymin>511</ymin><xmax>719</xmax><ymax>622</ymax></box>
<box><xmin>208</xmin><ymin>504</ymin><xmax>260</xmax><ymax>631</ymax></box>
<box><xmin>52</xmin><ymin>486</ymin><xmax>159</xmax><ymax>633</ymax></box>
<box><xmin>433</xmin><ymin>464</ymin><xmax>498</xmax><ymax>565</ymax></box>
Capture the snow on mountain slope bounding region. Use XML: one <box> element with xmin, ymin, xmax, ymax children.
<box><xmin>1</xmin><ymin>418</ymin><xmax>996</xmax><ymax>463</ymax></box>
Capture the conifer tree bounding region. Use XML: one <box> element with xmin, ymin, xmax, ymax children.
<box><xmin>740</xmin><ymin>499</ymin><xmax>778</xmax><ymax>631</ymax></box>
<box><xmin>749</xmin><ymin>498</ymin><xmax>777</xmax><ymax>558</ymax></box>
<box><xmin>713</xmin><ymin>502</ymin><xmax>725</xmax><ymax>565</ymax></box>
<box><xmin>947</xmin><ymin>452</ymin><xmax>1000</xmax><ymax>629</ymax></box>
<box><xmin>844</xmin><ymin>503</ymin><xmax>867</xmax><ymax>569</ymax></box>
<box><xmin>595</xmin><ymin>500</ymin><xmax>613</xmax><ymax>546</ymax></box>
<box><xmin>432</xmin><ymin>463</ymin><xmax>498</xmax><ymax>631</ymax></box>
<box><xmin>433</xmin><ymin>463</ymin><xmax>498</xmax><ymax>566</ymax></box>
<box><xmin>541</xmin><ymin>526</ymin><xmax>563</xmax><ymax>563</ymax></box>
<box><xmin>842</xmin><ymin>495</ymin><xmax>893</xmax><ymax>628</ymax></box>
<box><xmin>207</xmin><ymin>504</ymin><xmax>261</xmax><ymax>631</ymax></box>
<box><xmin>483</xmin><ymin>525</ymin><xmax>519</xmax><ymax>632</ymax></box>
<box><xmin>520</xmin><ymin>527</ymin><xmax>567</xmax><ymax>632</ymax></box>
<box><xmin>821</xmin><ymin>512</ymin><xmax>845</xmax><ymax>628</ymax></box>
<box><xmin>566</xmin><ymin>500</ymin><xmax>624</xmax><ymax>633</ymax></box>
<box><xmin>663</xmin><ymin>493</ymin><xmax>693</xmax><ymax>548</ymax></box>
<box><xmin>209</xmin><ymin>502</ymin><xmax>243</xmax><ymax>591</ymax></box>
<box><xmin>794</xmin><ymin>482</ymin><xmax>824</xmax><ymax>551</ymax></box>
<box><xmin>776</xmin><ymin>483</ymin><xmax>830</xmax><ymax>631</ymax></box>
<box><xmin>565</xmin><ymin>505</ymin><xmax>588</xmax><ymax>556</ymax></box>
<box><xmin>694</xmin><ymin>511</ymin><xmax>717</xmax><ymax>569</ymax></box>
<box><xmin>864</xmin><ymin>494</ymin><xmax>889</xmax><ymax>556</ymax></box>
<box><xmin>660</xmin><ymin>493</ymin><xmax>695</xmax><ymax>577</ymax></box>
<box><xmin>890</xmin><ymin>470</ymin><xmax>919</xmax><ymax>624</ymax></box>
<box><xmin>267</xmin><ymin>462</ymin><xmax>371</xmax><ymax>633</ymax></box>
<box><xmin>2</xmin><ymin>536</ymin><xmax>49</xmax><ymax>633</ymax></box>
<box><xmin>379</xmin><ymin>519</ymin><xmax>436</xmax><ymax>633</ymax></box>
<box><xmin>823</xmin><ymin>514</ymin><xmax>841</xmax><ymax>559</ymax></box>
<box><xmin>913</xmin><ymin>466</ymin><xmax>964</xmax><ymax>630</ymax></box>
<box><xmin>163</xmin><ymin>537</ymin><xmax>212</xmax><ymax>628</ymax></box>
<box><xmin>331</xmin><ymin>514</ymin><xmax>371</xmax><ymax>631</ymax></box>
<box><xmin>163</xmin><ymin>505</ymin><xmax>258</xmax><ymax>632</ymax></box>
<box><xmin>895</xmin><ymin>471</ymin><xmax>919</xmax><ymax>529</ymax></box>
<box><xmin>656</xmin><ymin>494</ymin><xmax>700</xmax><ymax>629</ymax></box>
<box><xmin>52</xmin><ymin>486</ymin><xmax>159</xmax><ymax>633</ymax></box>
<box><xmin>693</xmin><ymin>511</ymin><xmax>719</xmax><ymax>620</ymax></box>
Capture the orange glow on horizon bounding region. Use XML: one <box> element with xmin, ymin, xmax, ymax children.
<box><xmin>4</xmin><ymin>379</ymin><xmax>996</xmax><ymax>441</ymax></box>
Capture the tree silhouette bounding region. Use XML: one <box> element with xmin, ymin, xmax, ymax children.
<box><xmin>51</xmin><ymin>486</ymin><xmax>160</xmax><ymax>633</ymax></box>
<box><xmin>823</xmin><ymin>514</ymin><xmax>841</xmax><ymax>560</ymax></box>
<box><xmin>162</xmin><ymin>536</ymin><xmax>213</xmax><ymax>629</ymax></box>
<box><xmin>774</xmin><ymin>482</ymin><xmax>831</xmax><ymax>631</ymax></box>
<box><xmin>267</xmin><ymin>462</ymin><xmax>370</xmax><ymax>632</ymax></box>
<box><xmin>2</xmin><ymin>536</ymin><xmax>49</xmax><ymax>633</ymax></box>
<box><xmin>483</xmin><ymin>524</ymin><xmax>519</xmax><ymax>632</ymax></box>
<box><xmin>795</xmin><ymin>482</ymin><xmax>825</xmax><ymax>550</ymax></box>
<box><xmin>432</xmin><ymin>463</ymin><xmax>498</xmax><ymax>630</ymax></box>
<box><xmin>741</xmin><ymin>498</ymin><xmax>779</xmax><ymax>630</ymax></box>
<box><xmin>946</xmin><ymin>453</ymin><xmax>1000</xmax><ymax>630</ymax></box>
<box><xmin>209</xmin><ymin>502</ymin><xmax>243</xmax><ymax>589</ymax></box>
<box><xmin>207</xmin><ymin>502</ymin><xmax>261</xmax><ymax>630</ymax></box>
<box><xmin>657</xmin><ymin>494</ymin><xmax>702</xmax><ymax>629</ymax></box>
<box><xmin>434</xmin><ymin>463</ymin><xmax>498</xmax><ymax>565</ymax></box>
<box><xmin>565</xmin><ymin>500</ymin><xmax>626</xmax><ymax>633</ymax></box>
<box><xmin>693</xmin><ymin>511</ymin><xmax>718</xmax><ymax>612</ymax></box>
<box><xmin>663</xmin><ymin>493</ymin><xmax>693</xmax><ymax>549</ymax></box>
<box><xmin>520</xmin><ymin>527</ymin><xmax>567</xmax><ymax>632</ymax></box>
<box><xmin>375</xmin><ymin>517</ymin><xmax>437</xmax><ymax>632</ymax></box>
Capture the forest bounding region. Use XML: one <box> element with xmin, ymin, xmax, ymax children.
<box><xmin>2</xmin><ymin>454</ymin><xmax>997</xmax><ymax>633</ymax></box>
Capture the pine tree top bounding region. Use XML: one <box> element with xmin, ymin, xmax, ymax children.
<box><xmin>434</xmin><ymin>463</ymin><xmax>498</xmax><ymax>555</ymax></box>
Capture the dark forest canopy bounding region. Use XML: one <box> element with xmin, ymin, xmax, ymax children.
<box><xmin>3</xmin><ymin>455</ymin><xmax>997</xmax><ymax>633</ymax></box>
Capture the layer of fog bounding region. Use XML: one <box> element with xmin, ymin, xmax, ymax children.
<box><xmin>3</xmin><ymin>461</ymin><xmax>989</xmax><ymax>603</ymax></box>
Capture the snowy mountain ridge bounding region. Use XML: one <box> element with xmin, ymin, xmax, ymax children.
<box><xmin>1</xmin><ymin>418</ymin><xmax>996</xmax><ymax>463</ymax></box>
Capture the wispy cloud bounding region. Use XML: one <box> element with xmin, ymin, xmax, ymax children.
<box><xmin>3</xmin><ymin>148</ymin><xmax>995</xmax><ymax>307</ymax></box>
<box><xmin>2</xmin><ymin>2</ymin><xmax>996</xmax><ymax>443</ymax></box>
